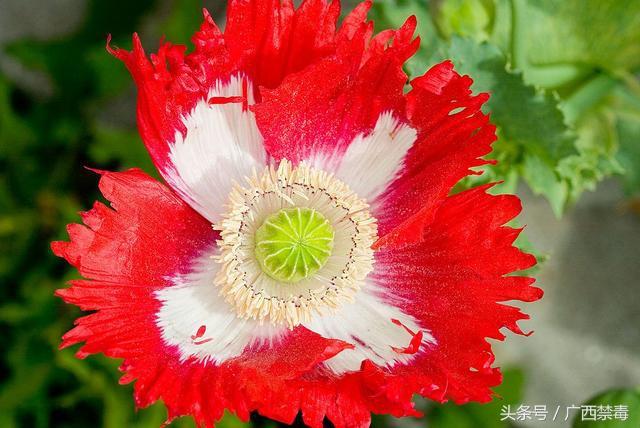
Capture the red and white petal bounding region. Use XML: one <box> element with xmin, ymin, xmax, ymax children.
<box><xmin>303</xmin><ymin>280</ymin><xmax>434</xmax><ymax>374</ymax></box>
<box><xmin>311</xmin><ymin>112</ymin><xmax>417</xmax><ymax>203</ymax></box>
<box><xmin>52</xmin><ymin>169</ymin><xmax>215</xmax><ymax>289</ymax></box>
<box><xmin>374</xmin><ymin>186</ymin><xmax>542</xmax><ymax>403</ymax></box>
<box><xmin>375</xmin><ymin>61</ymin><xmax>496</xmax><ymax>243</ymax></box>
<box><xmin>254</xmin><ymin>15</ymin><xmax>419</xmax><ymax>164</ymax></box>
<box><xmin>166</xmin><ymin>75</ymin><xmax>266</xmax><ymax>222</ymax></box>
<box><xmin>111</xmin><ymin>31</ymin><xmax>266</xmax><ymax>221</ymax></box>
<box><xmin>155</xmin><ymin>250</ymin><xmax>284</xmax><ymax>363</ymax></box>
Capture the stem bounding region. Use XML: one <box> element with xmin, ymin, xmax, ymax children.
<box><xmin>562</xmin><ymin>74</ymin><xmax>618</xmax><ymax>124</ymax></box>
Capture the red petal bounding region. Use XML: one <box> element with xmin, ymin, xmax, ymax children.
<box><xmin>52</xmin><ymin>169</ymin><xmax>214</xmax><ymax>285</ymax></box>
<box><xmin>375</xmin><ymin>61</ymin><xmax>496</xmax><ymax>243</ymax></box>
<box><xmin>224</xmin><ymin>0</ymin><xmax>342</xmax><ymax>89</ymax></box>
<box><xmin>374</xmin><ymin>186</ymin><xmax>543</xmax><ymax>404</ymax></box>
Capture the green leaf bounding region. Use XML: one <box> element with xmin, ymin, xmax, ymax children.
<box><xmin>437</xmin><ymin>37</ymin><xmax>577</xmax><ymax>216</ymax></box>
<box><xmin>448</xmin><ymin>38</ymin><xmax>576</xmax><ymax>158</ymax></box>
<box><xmin>616</xmin><ymin>117</ymin><xmax>640</xmax><ymax>195</ymax></box>
<box><xmin>557</xmin><ymin>109</ymin><xmax>624</xmax><ymax>205</ymax></box>
<box><xmin>559</xmin><ymin>75</ymin><xmax>640</xmax><ymax>200</ymax></box>
<box><xmin>613</xmin><ymin>85</ymin><xmax>640</xmax><ymax>196</ymax></box>
<box><xmin>573</xmin><ymin>388</ymin><xmax>640</xmax><ymax>427</ymax></box>
<box><xmin>509</xmin><ymin>0</ymin><xmax>640</xmax><ymax>87</ymax></box>
<box><xmin>431</xmin><ymin>0</ymin><xmax>494</xmax><ymax>42</ymax></box>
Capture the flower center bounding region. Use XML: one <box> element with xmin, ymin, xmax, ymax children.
<box><xmin>214</xmin><ymin>160</ymin><xmax>377</xmax><ymax>327</ymax></box>
<box><xmin>255</xmin><ymin>208</ymin><xmax>334</xmax><ymax>283</ymax></box>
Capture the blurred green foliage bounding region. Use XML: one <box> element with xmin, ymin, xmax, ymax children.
<box><xmin>0</xmin><ymin>0</ymin><xmax>218</xmax><ymax>426</ymax></box>
<box><xmin>0</xmin><ymin>0</ymin><xmax>638</xmax><ymax>427</ymax></box>
<box><xmin>423</xmin><ymin>368</ymin><xmax>524</xmax><ymax>428</ymax></box>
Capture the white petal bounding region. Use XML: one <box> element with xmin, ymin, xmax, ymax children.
<box><xmin>156</xmin><ymin>250</ymin><xmax>432</xmax><ymax>370</ymax></box>
<box><xmin>302</xmin><ymin>279</ymin><xmax>435</xmax><ymax>374</ymax></box>
<box><xmin>165</xmin><ymin>75</ymin><xmax>266</xmax><ymax>223</ymax></box>
<box><xmin>311</xmin><ymin>111</ymin><xmax>417</xmax><ymax>203</ymax></box>
<box><xmin>155</xmin><ymin>249</ymin><xmax>285</xmax><ymax>364</ymax></box>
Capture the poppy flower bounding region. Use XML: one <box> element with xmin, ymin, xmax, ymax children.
<box><xmin>52</xmin><ymin>1</ymin><xmax>542</xmax><ymax>426</ymax></box>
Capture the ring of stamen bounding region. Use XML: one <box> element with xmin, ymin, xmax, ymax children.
<box><xmin>214</xmin><ymin>160</ymin><xmax>377</xmax><ymax>328</ymax></box>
